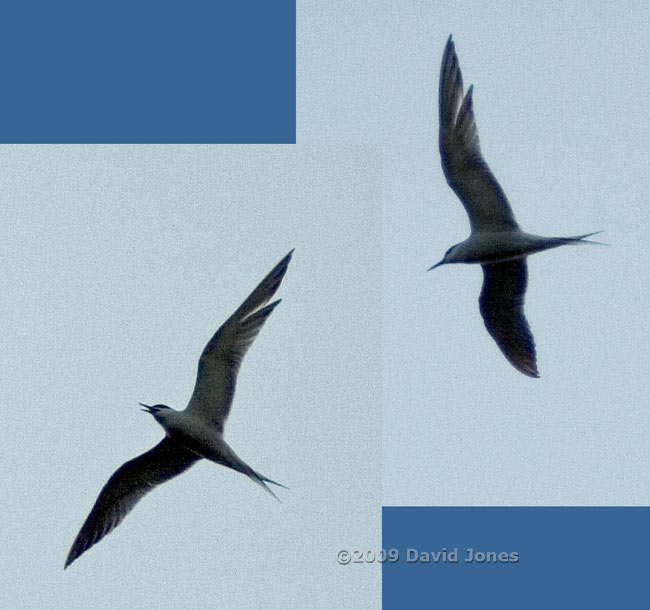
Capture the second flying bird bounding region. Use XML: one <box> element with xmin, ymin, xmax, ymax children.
<box><xmin>429</xmin><ymin>36</ymin><xmax>602</xmax><ymax>377</ymax></box>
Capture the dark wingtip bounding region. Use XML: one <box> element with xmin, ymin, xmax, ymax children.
<box><xmin>520</xmin><ymin>361</ymin><xmax>540</xmax><ymax>378</ymax></box>
<box><xmin>276</xmin><ymin>249</ymin><xmax>294</xmax><ymax>271</ymax></box>
<box><xmin>504</xmin><ymin>357</ymin><xmax>539</xmax><ymax>378</ymax></box>
<box><xmin>443</xmin><ymin>35</ymin><xmax>454</xmax><ymax>56</ymax></box>
<box><xmin>510</xmin><ymin>355</ymin><xmax>539</xmax><ymax>378</ymax></box>
<box><xmin>64</xmin><ymin>551</ymin><xmax>77</xmax><ymax>570</ymax></box>
<box><xmin>511</xmin><ymin>363</ymin><xmax>539</xmax><ymax>378</ymax></box>
<box><xmin>64</xmin><ymin>535</ymin><xmax>88</xmax><ymax>569</ymax></box>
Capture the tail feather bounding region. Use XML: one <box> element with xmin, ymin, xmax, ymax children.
<box><xmin>250</xmin><ymin>470</ymin><xmax>287</xmax><ymax>502</ymax></box>
<box><xmin>565</xmin><ymin>230</ymin><xmax>607</xmax><ymax>245</ymax></box>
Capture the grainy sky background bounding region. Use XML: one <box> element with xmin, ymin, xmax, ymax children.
<box><xmin>1</xmin><ymin>146</ymin><xmax>381</xmax><ymax>608</ymax></box>
<box><xmin>4</xmin><ymin>1</ymin><xmax>650</xmax><ymax>608</ymax></box>
<box><xmin>300</xmin><ymin>0</ymin><xmax>650</xmax><ymax>505</ymax></box>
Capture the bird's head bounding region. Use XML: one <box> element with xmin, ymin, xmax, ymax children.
<box><xmin>139</xmin><ymin>403</ymin><xmax>171</xmax><ymax>422</ymax></box>
<box><xmin>427</xmin><ymin>244</ymin><xmax>460</xmax><ymax>270</ymax></box>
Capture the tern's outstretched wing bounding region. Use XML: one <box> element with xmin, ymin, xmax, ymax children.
<box><xmin>479</xmin><ymin>260</ymin><xmax>539</xmax><ymax>377</ymax></box>
<box><xmin>184</xmin><ymin>250</ymin><xmax>293</xmax><ymax>430</ymax></box>
<box><xmin>439</xmin><ymin>35</ymin><xmax>519</xmax><ymax>233</ymax></box>
<box><xmin>65</xmin><ymin>438</ymin><xmax>200</xmax><ymax>568</ymax></box>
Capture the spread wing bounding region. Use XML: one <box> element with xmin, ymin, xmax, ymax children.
<box><xmin>65</xmin><ymin>438</ymin><xmax>200</xmax><ymax>568</ymax></box>
<box><xmin>184</xmin><ymin>250</ymin><xmax>293</xmax><ymax>430</ymax></box>
<box><xmin>439</xmin><ymin>35</ymin><xmax>519</xmax><ymax>233</ymax></box>
<box><xmin>479</xmin><ymin>260</ymin><xmax>539</xmax><ymax>377</ymax></box>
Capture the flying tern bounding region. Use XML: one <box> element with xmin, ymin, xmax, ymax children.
<box><xmin>429</xmin><ymin>35</ymin><xmax>602</xmax><ymax>377</ymax></box>
<box><xmin>65</xmin><ymin>250</ymin><xmax>293</xmax><ymax>568</ymax></box>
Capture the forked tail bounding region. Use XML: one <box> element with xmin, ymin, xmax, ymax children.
<box><xmin>564</xmin><ymin>231</ymin><xmax>607</xmax><ymax>246</ymax></box>
<box><xmin>250</xmin><ymin>470</ymin><xmax>288</xmax><ymax>501</ymax></box>
<box><xmin>205</xmin><ymin>445</ymin><xmax>288</xmax><ymax>501</ymax></box>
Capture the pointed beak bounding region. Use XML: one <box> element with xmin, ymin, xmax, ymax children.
<box><xmin>139</xmin><ymin>402</ymin><xmax>156</xmax><ymax>414</ymax></box>
<box><xmin>427</xmin><ymin>260</ymin><xmax>445</xmax><ymax>271</ymax></box>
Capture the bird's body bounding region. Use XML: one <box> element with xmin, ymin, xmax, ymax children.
<box><xmin>433</xmin><ymin>230</ymin><xmax>601</xmax><ymax>267</ymax></box>
<box><xmin>144</xmin><ymin>404</ymin><xmax>281</xmax><ymax>491</ymax></box>
<box><xmin>430</xmin><ymin>35</ymin><xmax>602</xmax><ymax>377</ymax></box>
<box><xmin>65</xmin><ymin>250</ymin><xmax>293</xmax><ymax>569</ymax></box>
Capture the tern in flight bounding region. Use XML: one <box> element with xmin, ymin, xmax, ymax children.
<box><xmin>65</xmin><ymin>250</ymin><xmax>293</xmax><ymax>568</ymax></box>
<box><xmin>429</xmin><ymin>35</ymin><xmax>602</xmax><ymax>377</ymax></box>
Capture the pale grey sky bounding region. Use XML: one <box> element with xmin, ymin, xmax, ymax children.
<box><xmin>300</xmin><ymin>0</ymin><xmax>650</xmax><ymax>506</ymax></box>
<box><xmin>5</xmin><ymin>2</ymin><xmax>650</xmax><ymax>608</ymax></box>
<box><xmin>1</xmin><ymin>146</ymin><xmax>380</xmax><ymax>608</ymax></box>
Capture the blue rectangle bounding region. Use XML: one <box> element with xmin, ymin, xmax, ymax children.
<box><xmin>0</xmin><ymin>1</ymin><xmax>295</xmax><ymax>143</ymax></box>
<box><xmin>383</xmin><ymin>507</ymin><xmax>649</xmax><ymax>608</ymax></box>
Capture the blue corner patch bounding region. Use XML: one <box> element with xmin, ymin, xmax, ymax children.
<box><xmin>0</xmin><ymin>1</ymin><xmax>295</xmax><ymax>142</ymax></box>
<box><xmin>383</xmin><ymin>506</ymin><xmax>649</xmax><ymax>608</ymax></box>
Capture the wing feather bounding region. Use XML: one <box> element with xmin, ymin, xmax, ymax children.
<box><xmin>65</xmin><ymin>438</ymin><xmax>199</xmax><ymax>568</ymax></box>
<box><xmin>184</xmin><ymin>250</ymin><xmax>293</xmax><ymax>429</ymax></box>
<box><xmin>439</xmin><ymin>36</ymin><xmax>519</xmax><ymax>232</ymax></box>
<box><xmin>479</xmin><ymin>260</ymin><xmax>539</xmax><ymax>377</ymax></box>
